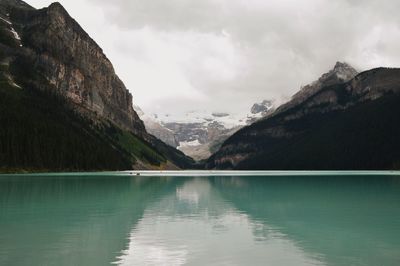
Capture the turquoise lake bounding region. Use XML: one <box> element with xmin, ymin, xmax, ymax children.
<box><xmin>0</xmin><ymin>172</ymin><xmax>399</xmax><ymax>265</ymax></box>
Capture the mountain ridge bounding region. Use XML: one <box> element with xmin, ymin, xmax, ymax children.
<box><xmin>207</xmin><ymin>64</ymin><xmax>400</xmax><ymax>170</ymax></box>
<box><xmin>0</xmin><ymin>0</ymin><xmax>196</xmax><ymax>171</ymax></box>
<box><xmin>268</xmin><ymin>61</ymin><xmax>358</xmax><ymax>119</ymax></box>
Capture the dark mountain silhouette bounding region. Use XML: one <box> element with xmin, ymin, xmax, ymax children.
<box><xmin>207</xmin><ymin>64</ymin><xmax>400</xmax><ymax>170</ymax></box>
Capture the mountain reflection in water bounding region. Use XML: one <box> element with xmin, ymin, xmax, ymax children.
<box><xmin>0</xmin><ymin>174</ymin><xmax>399</xmax><ymax>266</ymax></box>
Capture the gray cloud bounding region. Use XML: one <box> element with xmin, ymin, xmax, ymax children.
<box><xmin>30</xmin><ymin>0</ymin><xmax>400</xmax><ymax>114</ymax></box>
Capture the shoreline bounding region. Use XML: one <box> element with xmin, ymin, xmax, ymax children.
<box><xmin>1</xmin><ymin>170</ymin><xmax>400</xmax><ymax>177</ymax></box>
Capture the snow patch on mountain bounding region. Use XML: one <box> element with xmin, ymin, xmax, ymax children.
<box><xmin>10</xmin><ymin>26</ymin><xmax>21</xmax><ymax>41</ymax></box>
<box><xmin>156</xmin><ymin>110</ymin><xmax>248</xmax><ymax>129</ymax></box>
<box><xmin>178</xmin><ymin>140</ymin><xmax>201</xmax><ymax>149</ymax></box>
<box><xmin>0</xmin><ymin>16</ymin><xmax>11</xmax><ymax>25</ymax></box>
<box><xmin>134</xmin><ymin>105</ymin><xmax>178</xmax><ymax>147</ymax></box>
<box><xmin>0</xmin><ymin>14</ymin><xmax>23</xmax><ymax>46</ymax></box>
<box><xmin>135</xmin><ymin>99</ymin><xmax>276</xmax><ymax>160</ymax></box>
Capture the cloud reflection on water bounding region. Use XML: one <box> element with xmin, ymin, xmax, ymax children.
<box><xmin>114</xmin><ymin>178</ymin><xmax>325</xmax><ymax>266</ymax></box>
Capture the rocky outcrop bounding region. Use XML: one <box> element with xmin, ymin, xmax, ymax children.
<box><xmin>251</xmin><ymin>100</ymin><xmax>274</xmax><ymax>115</ymax></box>
<box><xmin>348</xmin><ymin>67</ymin><xmax>400</xmax><ymax>99</ymax></box>
<box><xmin>10</xmin><ymin>2</ymin><xmax>145</xmax><ymax>135</ymax></box>
<box><xmin>207</xmin><ymin>64</ymin><xmax>400</xmax><ymax>170</ymax></box>
<box><xmin>247</xmin><ymin>99</ymin><xmax>275</xmax><ymax>124</ymax></box>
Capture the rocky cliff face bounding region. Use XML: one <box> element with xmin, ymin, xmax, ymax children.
<box><xmin>251</xmin><ymin>100</ymin><xmax>274</xmax><ymax>115</ymax></box>
<box><xmin>0</xmin><ymin>0</ymin><xmax>196</xmax><ymax>171</ymax></box>
<box><xmin>207</xmin><ymin>64</ymin><xmax>400</xmax><ymax>170</ymax></box>
<box><xmin>8</xmin><ymin>2</ymin><xmax>145</xmax><ymax>135</ymax></box>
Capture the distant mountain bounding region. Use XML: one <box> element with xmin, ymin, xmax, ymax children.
<box><xmin>165</xmin><ymin>119</ymin><xmax>240</xmax><ymax>161</ymax></box>
<box><xmin>207</xmin><ymin>63</ymin><xmax>400</xmax><ymax>170</ymax></box>
<box><xmin>134</xmin><ymin>105</ymin><xmax>179</xmax><ymax>148</ymax></box>
<box><xmin>0</xmin><ymin>0</ymin><xmax>195</xmax><ymax>171</ymax></box>
<box><xmin>141</xmin><ymin>102</ymin><xmax>275</xmax><ymax>161</ymax></box>
<box><xmin>136</xmin><ymin>110</ymin><xmax>243</xmax><ymax>161</ymax></box>
<box><xmin>248</xmin><ymin>100</ymin><xmax>275</xmax><ymax>124</ymax></box>
<box><xmin>273</xmin><ymin>62</ymin><xmax>358</xmax><ymax>117</ymax></box>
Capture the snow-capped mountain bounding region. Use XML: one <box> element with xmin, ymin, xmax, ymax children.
<box><xmin>135</xmin><ymin>100</ymin><xmax>275</xmax><ymax>160</ymax></box>
<box><xmin>134</xmin><ymin>105</ymin><xmax>179</xmax><ymax>148</ymax></box>
<box><xmin>248</xmin><ymin>100</ymin><xmax>275</xmax><ymax>124</ymax></box>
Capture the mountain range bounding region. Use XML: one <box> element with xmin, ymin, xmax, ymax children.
<box><xmin>207</xmin><ymin>62</ymin><xmax>400</xmax><ymax>170</ymax></box>
<box><xmin>136</xmin><ymin>100</ymin><xmax>275</xmax><ymax>160</ymax></box>
<box><xmin>1</xmin><ymin>0</ymin><xmax>400</xmax><ymax>171</ymax></box>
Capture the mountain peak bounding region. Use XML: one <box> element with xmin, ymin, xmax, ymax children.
<box><xmin>334</xmin><ymin>61</ymin><xmax>350</xmax><ymax>69</ymax></box>
<box><xmin>48</xmin><ymin>2</ymin><xmax>66</xmax><ymax>12</ymax></box>
<box><xmin>272</xmin><ymin>61</ymin><xmax>359</xmax><ymax>117</ymax></box>
<box><xmin>332</xmin><ymin>61</ymin><xmax>358</xmax><ymax>81</ymax></box>
<box><xmin>46</xmin><ymin>2</ymin><xmax>75</xmax><ymax>24</ymax></box>
<box><xmin>250</xmin><ymin>100</ymin><xmax>274</xmax><ymax>114</ymax></box>
<box><xmin>298</xmin><ymin>61</ymin><xmax>358</xmax><ymax>96</ymax></box>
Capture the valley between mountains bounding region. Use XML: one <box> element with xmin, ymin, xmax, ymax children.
<box><xmin>1</xmin><ymin>0</ymin><xmax>400</xmax><ymax>171</ymax></box>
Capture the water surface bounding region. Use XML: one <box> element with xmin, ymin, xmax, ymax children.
<box><xmin>0</xmin><ymin>173</ymin><xmax>399</xmax><ymax>265</ymax></box>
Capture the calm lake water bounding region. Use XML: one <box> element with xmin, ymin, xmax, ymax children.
<box><xmin>0</xmin><ymin>173</ymin><xmax>399</xmax><ymax>266</ymax></box>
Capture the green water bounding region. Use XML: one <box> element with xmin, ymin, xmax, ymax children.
<box><xmin>0</xmin><ymin>173</ymin><xmax>399</xmax><ymax>266</ymax></box>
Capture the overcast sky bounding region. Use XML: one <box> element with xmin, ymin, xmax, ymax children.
<box><xmin>29</xmin><ymin>0</ymin><xmax>400</xmax><ymax>115</ymax></box>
